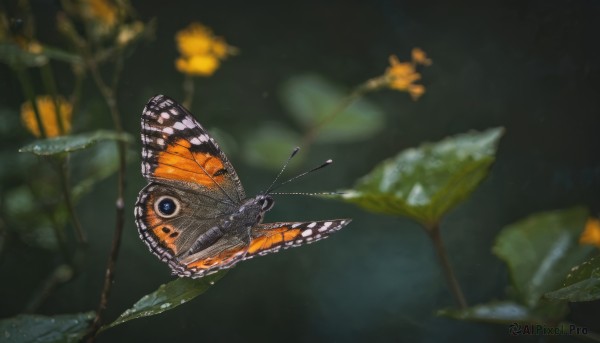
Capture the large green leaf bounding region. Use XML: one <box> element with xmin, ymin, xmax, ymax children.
<box><xmin>103</xmin><ymin>272</ymin><xmax>225</xmax><ymax>330</ymax></box>
<box><xmin>19</xmin><ymin>130</ymin><xmax>133</xmax><ymax>156</ymax></box>
<box><xmin>493</xmin><ymin>207</ymin><xmax>593</xmax><ymax>308</ymax></box>
<box><xmin>280</xmin><ymin>74</ymin><xmax>384</xmax><ymax>143</ymax></box>
<box><xmin>545</xmin><ymin>255</ymin><xmax>600</xmax><ymax>302</ymax></box>
<box><xmin>0</xmin><ymin>312</ymin><xmax>94</xmax><ymax>343</ymax></box>
<box><xmin>334</xmin><ymin>127</ymin><xmax>504</xmax><ymax>226</ymax></box>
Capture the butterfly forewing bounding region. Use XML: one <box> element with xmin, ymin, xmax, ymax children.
<box><xmin>141</xmin><ymin>94</ymin><xmax>244</xmax><ymax>202</ymax></box>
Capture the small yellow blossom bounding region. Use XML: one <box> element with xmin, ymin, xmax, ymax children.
<box><xmin>175</xmin><ymin>55</ymin><xmax>220</xmax><ymax>76</ymax></box>
<box><xmin>116</xmin><ymin>21</ymin><xmax>144</xmax><ymax>47</ymax></box>
<box><xmin>412</xmin><ymin>47</ymin><xmax>432</xmax><ymax>66</ymax></box>
<box><xmin>384</xmin><ymin>50</ymin><xmax>431</xmax><ymax>100</ymax></box>
<box><xmin>580</xmin><ymin>217</ymin><xmax>600</xmax><ymax>248</ymax></box>
<box><xmin>174</xmin><ymin>22</ymin><xmax>235</xmax><ymax>76</ymax></box>
<box><xmin>176</xmin><ymin>23</ymin><xmax>214</xmax><ymax>57</ymax></box>
<box><xmin>85</xmin><ymin>0</ymin><xmax>118</xmax><ymax>28</ymax></box>
<box><xmin>21</xmin><ymin>96</ymin><xmax>73</xmax><ymax>138</ymax></box>
<box><xmin>408</xmin><ymin>84</ymin><xmax>426</xmax><ymax>100</ymax></box>
<box><xmin>386</xmin><ymin>55</ymin><xmax>421</xmax><ymax>90</ymax></box>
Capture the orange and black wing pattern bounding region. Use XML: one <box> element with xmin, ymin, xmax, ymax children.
<box><xmin>244</xmin><ymin>219</ymin><xmax>351</xmax><ymax>260</ymax></box>
<box><xmin>170</xmin><ymin>220</ymin><xmax>351</xmax><ymax>278</ymax></box>
<box><xmin>141</xmin><ymin>94</ymin><xmax>244</xmax><ymax>202</ymax></box>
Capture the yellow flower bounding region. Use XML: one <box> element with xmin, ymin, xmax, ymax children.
<box><xmin>174</xmin><ymin>22</ymin><xmax>235</xmax><ymax>76</ymax></box>
<box><xmin>116</xmin><ymin>21</ymin><xmax>144</xmax><ymax>47</ymax></box>
<box><xmin>384</xmin><ymin>51</ymin><xmax>431</xmax><ymax>100</ymax></box>
<box><xmin>411</xmin><ymin>47</ymin><xmax>432</xmax><ymax>66</ymax></box>
<box><xmin>386</xmin><ymin>55</ymin><xmax>421</xmax><ymax>90</ymax></box>
<box><xmin>580</xmin><ymin>217</ymin><xmax>600</xmax><ymax>248</ymax></box>
<box><xmin>175</xmin><ymin>55</ymin><xmax>220</xmax><ymax>76</ymax></box>
<box><xmin>85</xmin><ymin>0</ymin><xmax>118</xmax><ymax>28</ymax></box>
<box><xmin>176</xmin><ymin>23</ymin><xmax>214</xmax><ymax>57</ymax></box>
<box><xmin>408</xmin><ymin>84</ymin><xmax>426</xmax><ymax>100</ymax></box>
<box><xmin>21</xmin><ymin>96</ymin><xmax>73</xmax><ymax>138</ymax></box>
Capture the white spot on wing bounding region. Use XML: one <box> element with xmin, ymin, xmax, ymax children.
<box><xmin>163</xmin><ymin>127</ymin><xmax>174</xmax><ymax>134</ymax></box>
<box><xmin>301</xmin><ymin>229</ymin><xmax>313</xmax><ymax>237</ymax></box>
<box><xmin>307</xmin><ymin>222</ymin><xmax>317</xmax><ymax>228</ymax></box>
<box><xmin>173</xmin><ymin>122</ymin><xmax>186</xmax><ymax>130</ymax></box>
<box><xmin>161</xmin><ymin>112</ymin><xmax>170</xmax><ymax>119</ymax></box>
<box><xmin>182</xmin><ymin>118</ymin><xmax>195</xmax><ymax>128</ymax></box>
<box><xmin>190</xmin><ymin>137</ymin><xmax>201</xmax><ymax>145</ymax></box>
<box><xmin>318</xmin><ymin>222</ymin><xmax>332</xmax><ymax>232</ymax></box>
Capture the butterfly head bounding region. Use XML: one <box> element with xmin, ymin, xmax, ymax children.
<box><xmin>239</xmin><ymin>194</ymin><xmax>274</xmax><ymax>225</ymax></box>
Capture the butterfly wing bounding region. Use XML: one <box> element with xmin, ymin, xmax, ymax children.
<box><xmin>244</xmin><ymin>219</ymin><xmax>352</xmax><ymax>258</ymax></box>
<box><xmin>136</xmin><ymin>95</ymin><xmax>245</xmax><ymax>274</ymax></box>
<box><xmin>140</xmin><ymin>94</ymin><xmax>244</xmax><ymax>203</ymax></box>
<box><xmin>135</xmin><ymin>183</ymin><xmax>235</xmax><ymax>267</ymax></box>
<box><xmin>172</xmin><ymin>219</ymin><xmax>351</xmax><ymax>278</ymax></box>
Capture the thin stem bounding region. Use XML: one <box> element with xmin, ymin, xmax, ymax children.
<box><xmin>182</xmin><ymin>74</ymin><xmax>195</xmax><ymax>109</ymax></box>
<box><xmin>15</xmin><ymin>66</ymin><xmax>47</xmax><ymax>138</ymax></box>
<box><xmin>85</xmin><ymin>52</ymin><xmax>127</xmax><ymax>340</ymax></box>
<box><xmin>300</xmin><ymin>75</ymin><xmax>387</xmax><ymax>148</ymax></box>
<box><xmin>40</xmin><ymin>63</ymin><xmax>66</xmax><ymax>135</ymax></box>
<box><xmin>424</xmin><ymin>222</ymin><xmax>468</xmax><ymax>309</ymax></box>
<box><xmin>55</xmin><ymin>155</ymin><xmax>86</xmax><ymax>244</ymax></box>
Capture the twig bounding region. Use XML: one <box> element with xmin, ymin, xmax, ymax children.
<box><xmin>40</xmin><ymin>63</ymin><xmax>66</xmax><ymax>135</ymax></box>
<box><xmin>424</xmin><ymin>222</ymin><xmax>468</xmax><ymax>309</ymax></box>
<box><xmin>15</xmin><ymin>66</ymin><xmax>47</xmax><ymax>138</ymax></box>
<box><xmin>55</xmin><ymin>155</ymin><xmax>86</xmax><ymax>244</ymax></box>
<box><xmin>85</xmin><ymin>53</ymin><xmax>127</xmax><ymax>341</ymax></box>
<box><xmin>300</xmin><ymin>75</ymin><xmax>387</xmax><ymax>148</ymax></box>
<box><xmin>182</xmin><ymin>74</ymin><xmax>195</xmax><ymax>109</ymax></box>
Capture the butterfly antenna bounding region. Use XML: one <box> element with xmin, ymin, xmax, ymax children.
<box><xmin>270</xmin><ymin>191</ymin><xmax>344</xmax><ymax>196</ymax></box>
<box><xmin>268</xmin><ymin>159</ymin><xmax>333</xmax><ymax>193</ymax></box>
<box><xmin>265</xmin><ymin>147</ymin><xmax>301</xmax><ymax>194</ymax></box>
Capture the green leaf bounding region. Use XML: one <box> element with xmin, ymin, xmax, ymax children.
<box><xmin>19</xmin><ymin>130</ymin><xmax>133</xmax><ymax>156</ymax></box>
<box><xmin>493</xmin><ymin>207</ymin><xmax>593</xmax><ymax>308</ymax></box>
<box><xmin>0</xmin><ymin>312</ymin><xmax>94</xmax><ymax>343</ymax></box>
<box><xmin>242</xmin><ymin>123</ymin><xmax>303</xmax><ymax>171</ymax></box>
<box><xmin>334</xmin><ymin>127</ymin><xmax>504</xmax><ymax>226</ymax></box>
<box><xmin>545</xmin><ymin>255</ymin><xmax>600</xmax><ymax>302</ymax></box>
<box><xmin>280</xmin><ymin>74</ymin><xmax>384</xmax><ymax>143</ymax></box>
<box><xmin>104</xmin><ymin>272</ymin><xmax>225</xmax><ymax>330</ymax></box>
<box><xmin>437</xmin><ymin>301</ymin><xmax>535</xmax><ymax>324</ymax></box>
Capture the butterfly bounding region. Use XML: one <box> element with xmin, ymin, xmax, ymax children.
<box><xmin>135</xmin><ymin>95</ymin><xmax>351</xmax><ymax>278</ymax></box>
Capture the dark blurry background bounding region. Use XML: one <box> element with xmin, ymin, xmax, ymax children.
<box><xmin>1</xmin><ymin>0</ymin><xmax>600</xmax><ymax>342</ymax></box>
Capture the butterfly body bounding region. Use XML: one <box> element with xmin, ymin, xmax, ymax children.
<box><xmin>135</xmin><ymin>95</ymin><xmax>350</xmax><ymax>278</ymax></box>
